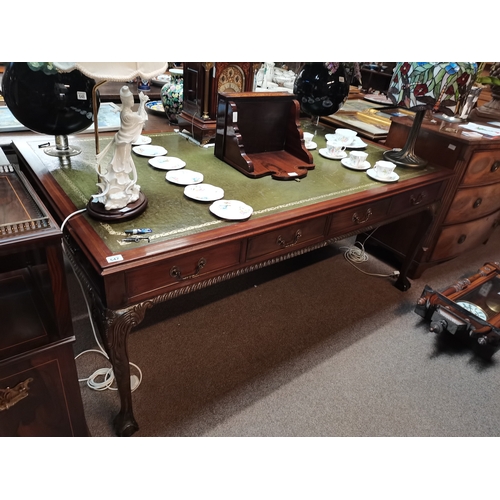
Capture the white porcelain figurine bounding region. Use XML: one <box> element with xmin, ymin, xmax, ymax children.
<box><xmin>92</xmin><ymin>86</ymin><xmax>149</xmax><ymax>210</ymax></box>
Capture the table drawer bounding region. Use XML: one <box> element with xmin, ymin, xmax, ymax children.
<box><xmin>246</xmin><ymin>216</ymin><xmax>328</xmax><ymax>261</ymax></box>
<box><xmin>431</xmin><ymin>210</ymin><xmax>500</xmax><ymax>261</ymax></box>
<box><xmin>462</xmin><ymin>150</ymin><xmax>500</xmax><ymax>186</ymax></box>
<box><xmin>445</xmin><ymin>184</ymin><xmax>500</xmax><ymax>224</ymax></box>
<box><xmin>327</xmin><ymin>198</ymin><xmax>391</xmax><ymax>237</ymax></box>
<box><xmin>389</xmin><ymin>181</ymin><xmax>444</xmax><ymax>214</ymax></box>
<box><xmin>126</xmin><ymin>240</ymin><xmax>242</xmax><ymax>299</ymax></box>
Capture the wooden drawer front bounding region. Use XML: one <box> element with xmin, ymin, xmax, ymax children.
<box><xmin>127</xmin><ymin>241</ymin><xmax>242</xmax><ymax>299</ymax></box>
<box><xmin>328</xmin><ymin>198</ymin><xmax>391</xmax><ymax>237</ymax></box>
<box><xmin>445</xmin><ymin>184</ymin><xmax>500</xmax><ymax>224</ymax></box>
<box><xmin>0</xmin><ymin>343</ymin><xmax>87</xmax><ymax>437</ymax></box>
<box><xmin>246</xmin><ymin>216</ymin><xmax>327</xmax><ymax>261</ymax></box>
<box><xmin>389</xmin><ymin>182</ymin><xmax>444</xmax><ymax>215</ymax></box>
<box><xmin>462</xmin><ymin>150</ymin><xmax>500</xmax><ymax>186</ymax></box>
<box><xmin>432</xmin><ymin>210</ymin><xmax>500</xmax><ymax>261</ymax></box>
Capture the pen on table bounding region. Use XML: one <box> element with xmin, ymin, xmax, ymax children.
<box><xmin>123</xmin><ymin>236</ymin><xmax>151</xmax><ymax>243</ymax></box>
<box><xmin>124</xmin><ymin>228</ymin><xmax>152</xmax><ymax>235</ymax></box>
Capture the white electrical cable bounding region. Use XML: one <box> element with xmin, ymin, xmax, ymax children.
<box><xmin>60</xmin><ymin>208</ymin><xmax>143</xmax><ymax>392</ymax></box>
<box><xmin>339</xmin><ymin>228</ymin><xmax>400</xmax><ymax>279</ymax></box>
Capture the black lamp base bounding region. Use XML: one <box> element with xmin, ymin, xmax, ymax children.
<box><xmin>43</xmin><ymin>135</ymin><xmax>82</xmax><ymax>158</ymax></box>
<box><xmin>383</xmin><ymin>148</ymin><xmax>428</xmax><ymax>169</ymax></box>
<box><xmin>383</xmin><ymin>109</ymin><xmax>428</xmax><ymax>169</ymax></box>
<box><xmin>86</xmin><ymin>192</ymin><xmax>148</xmax><ymax>222</ymax></box>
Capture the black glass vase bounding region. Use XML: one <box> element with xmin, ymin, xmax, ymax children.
<box><xmin>2</xmin><ymin>62</ymin><xmax>97</xmax><ymax>157</ymax></box>
<box><xmin>293</xmin><ymin>62</ymin><xmax>350</xmax><ymax>118</ymax></box>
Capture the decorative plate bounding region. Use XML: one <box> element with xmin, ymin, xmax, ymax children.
<box><xmin>132</xmin><ymin>145</ymin><xmax>168</xmax><ymax>157</ymax></box>
<box><xmin>132</xmin><ymin>135</ymin><xmax>152</xmax><ymax>146</ymax></box>
<box><xmin>148</xmin><ymin>156</ymin><xmax>186</xmax><ymax>170</ymax></box>
<box><xmin>364</xmin><ymin>94</ymin><xmax>393</xmax><ymax>105</ymax></box>
<box><xmin>184</xmin><ymin>183</ymin><xmax>225</xmax><ymax>202</ymax></box>
<box><xmin>152</xmin><ymin>74</ymin><xmax>171</xmax><ymax>87</ymax></box>
<box><xmin>209</xmin><ymin>200</ymin><xmax>253</xmax><ymax>220</ymax></box>
<box><xmin>145</xmin><ymin>101</ymin><xmax>166</xmax><ymax>115</ymax></box>
<box><xmin>166</xmin><ymin>169</ymin><xmax>204</xmax><ymax>185</ymax></box>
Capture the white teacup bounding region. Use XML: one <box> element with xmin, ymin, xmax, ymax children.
<box><xmin>335</xmin><ymin>128</ymin><xmax>357</xmax><ymax>145</ymax></box>
<box><xmin>303</xmin><ymin>132</ymin><xmax>314</xmax><ymax>147</ymax></box>
<box><xmin>348</xmin><ymin>150</ymin><xmax>368</xmax><ymax>167</ymax></box>
<box><xmin>374</xmin><ymin>160</ymin><xmax>396</xmax><ymax>178</ymax></box>
<box><xmin>327</xmin><ymin>140</ymin><xmax>346</xmax><ymax>157</ymax></box>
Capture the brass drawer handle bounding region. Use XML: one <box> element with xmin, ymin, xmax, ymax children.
<box><xmin>277</xmin><ymin>229</ymin><xmax>302</xmax><ymax>248</ymax></box>
<box><xmin>170</xmin><ymin>258</ymin><xmax>207</xmax><ymax>281</ymax></box>
<box><xmin>352</xmin><ymin>208</ymin><xmax>372</xmax><ymax>224</ymax></box>
<box><xmin>491</xmin><ymin>161</ymin><xmax>500</xmax><ymax>172</ymax></box>
<box><xmin>410</xmin><ymin>192</ymin><xmax>426</xmax><ymax>205</ymax></box>
<box><xmin>473</xmin><ymin>198</ymin><xmax>482</xmax><ymax>209</ymax></box>
<box><xmin>0</xmin><ymin>378</ymin><xmax>33</xmax><ymax>411</ymax></box>
<box><xmin>458</xmin><ymin>234</ymin><xmax>467</xmax><ymax>244</ymax></box>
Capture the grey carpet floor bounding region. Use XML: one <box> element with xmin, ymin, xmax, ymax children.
<box><xmin>70</xmin><ymin>230</ymin><xmax>500</xmax><ymax>438</ymax></box>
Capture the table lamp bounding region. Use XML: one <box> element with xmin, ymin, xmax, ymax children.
<box><xmin>1</xmin><ymin>62</ymin><xmax>96</xmax><ymax>157</ymax></box>
<box><xmin>383</xmin><ymin>62</ymin><xmax>477</xmax><ymax>168</ymax></box>
<box><xmin>52</xmin><ymin>62</ymin><xmax>168</xmax><ymax>221</ymax></box>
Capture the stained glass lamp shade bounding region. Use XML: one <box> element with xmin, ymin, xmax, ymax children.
<box><xmin>383</xmin><ymin>62</ymin><xmax>477</xmax><ymax>168</ymax></box>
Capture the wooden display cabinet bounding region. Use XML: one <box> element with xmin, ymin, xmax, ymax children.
<box><xmin>0</xmin><ymin>149</ymin><xmax>88</xmax><ymax>436</ymax></box>
<box><xmin>361</xmin><ymin>116</ymin><xmax>500</xmax><ymax>278</ymax></box>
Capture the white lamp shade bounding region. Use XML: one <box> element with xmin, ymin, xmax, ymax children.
<box><xmin>53</xmin><ymin>62</ymin><xmax>168</xmax><ymax>82</ymax></box>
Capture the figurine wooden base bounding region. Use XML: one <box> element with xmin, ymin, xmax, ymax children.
<box><xmin>214</xmin><ymin>92</ymin><xmax>314</xmax><ymax>180</ymax></box>
<box><xmin>86</xmin><ymin>192</ymin><xmax>148</xmax><ymax>222</ymax></box>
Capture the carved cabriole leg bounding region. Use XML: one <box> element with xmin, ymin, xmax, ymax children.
<box><xmin>97</xmin><ymin>302</ymin><xmax>153</xmax><ymax>437</ymax></box>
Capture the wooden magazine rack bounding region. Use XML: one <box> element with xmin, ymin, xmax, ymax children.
<box><xmin>214</xmin><ymin>92</ymin><xmax>314</xmax><ymax>180</ymax></box>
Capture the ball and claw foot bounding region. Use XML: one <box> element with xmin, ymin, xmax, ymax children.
<box><xmin>394</xmin><ymin>275</ymin><xmax>411</xmax><ymax>291</ymax></box>
<box><xmin>114</xmin><ymin>412</ymin><xmax>139</xmax><ymax>437</ymax></box>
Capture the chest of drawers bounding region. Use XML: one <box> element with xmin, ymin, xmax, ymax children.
<box><xmin>0</xmin><ymin>152</ymin><xmax>88</xmax><ymax>436</ymax></box>
<box><xmin>364</xmin><ymin>116</ymin><xmax>500</xmax><ymax>278</ymax></box>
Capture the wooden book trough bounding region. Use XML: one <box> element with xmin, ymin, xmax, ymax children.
<box><xmin>214</xmin><ymin>92</ymin><xmax>314</xmax><ymax>180</ymax></box>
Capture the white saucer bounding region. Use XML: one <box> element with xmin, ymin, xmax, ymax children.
<box><xmin>133</xmin><ymin>145</ymin><xmax>168</xmax><ymax>157</ymax></box>
<box><xmin>166</xmin><ymin>169</ymin><xmax>204</xmax><ymax>185</ymax></box>
<box><xmin>366</xmin><ymin>168</ymin><xmax>399</xmax><ymax>183</ymax></box>
<box><xmin>148</xmin><ymin>156</ymin><xmax>186</xmax><ymax>170</ymax></box>
<box><xmin>319</xmin><ymin>148</ymin><xmax>346</xmax><ymax>160</ymax></box>
<box><xmin>132</xmin><ymin>135</ymin><xmax>152</xmax><ymax>146</ymax></box>
<box><xmin>306</xmin><ymin>141</ymin><xmax>317</xmax><ymax>150</ymax></box>
<box><xmin>184</xmin><ymin>183</ymin><xmax>224</xmax><ymax>202</ymax></box>
<box><xmin>324</xmin><ymin>134</ymin><xmax>367</xmax><ymax>149</ymax></box>
<box><xmin>209</xmin><ymin>200</ymin><xmax>253</xmax><ymax>220</ymax></box>
<box><xmin>341</xmin><ymin>158</ymin><xmax>371</xmax><ymax>171</ymax></box>
<box><xmin>347</xmin><ymin>139</ymin><xmax>368</xmax><ymax>149</ymax></box>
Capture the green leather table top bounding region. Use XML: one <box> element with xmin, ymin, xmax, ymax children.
<box><xmin>21</xmin><ymin>131</ymin><xmax>440</xmax><ymax>254</ymax></box>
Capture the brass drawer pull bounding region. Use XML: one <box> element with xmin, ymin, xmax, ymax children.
<box><xmin>491</xmin><ymin>161</ymin><xmax>500</xmax><ymax>172</ymax></box>
<box><xmin>170</xmin><ymin>258</ymin><xmax>207</xmax><ymax>281</ymax></box>
<box><xmin>352</xmin><ymin>208</ymin><xmax>372</xmax><ymax>224</ymax></box>
<box><xmin>458</xmin><ymin>234</ymin><xmax>467</xmax><ymax>244</ymax></box>
<box><xmin>410</xmin><ymin>192</ymin><xmax>426</xmax><ymax>205</ymax></box>
<box><xmin>277</xmin><ymin>229</ymin><xmax>302</xmax><ymax>248</ymax></box>
<box><xmin>473</xmin><ymin>198</ymin><xmax>482</xmax><ymax>209</ymax></box>
<box><xmin>0</xmin><ymin>378</ymin><xmax>33</xmax><ymax>411</ymax></box>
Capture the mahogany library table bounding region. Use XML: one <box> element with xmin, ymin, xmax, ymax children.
<box><xmin>11</xmin><ymin>130</ymin><xmax>452</xmax><ymax>436</ymax></box>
